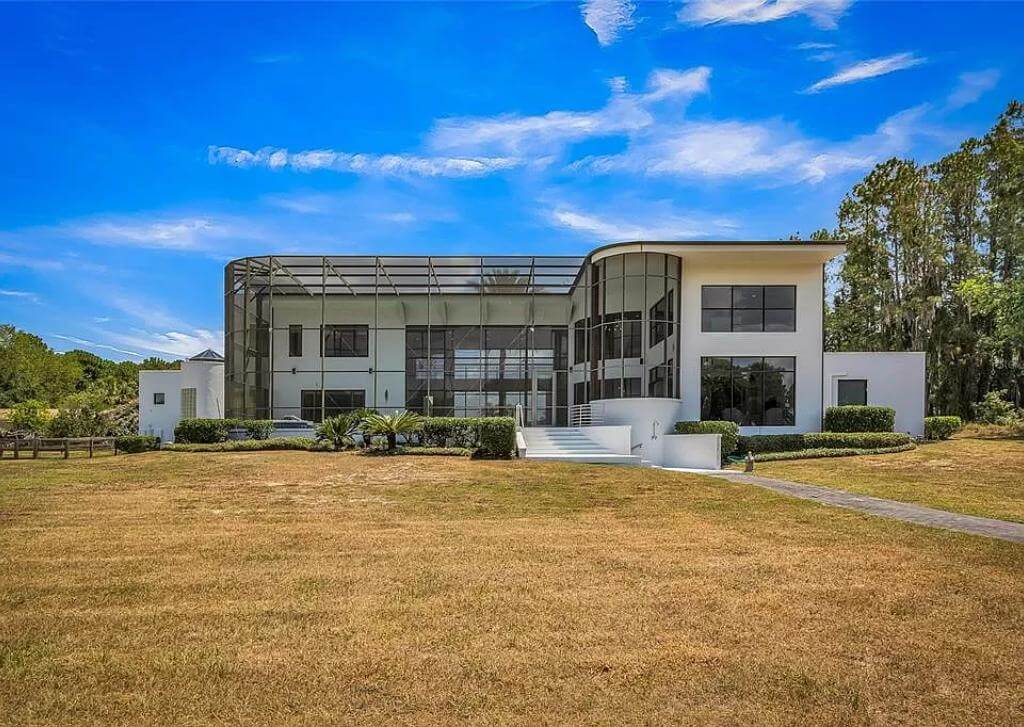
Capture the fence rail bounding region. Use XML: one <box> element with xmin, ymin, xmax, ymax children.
<box><xmin>0</xmin><ymin>437</ymin><xmax>119</xmax><ymax>460</ymax></box>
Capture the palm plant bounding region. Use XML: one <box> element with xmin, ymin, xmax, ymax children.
<box><xmin>315</xmin><ymin>413</ymin><xmax>362</xmax><ymax>449</ymax></box>
<box><xmin>361</xmin><ymin>411</ymin><xmax>424</xmax><ymax>451</ymax></box>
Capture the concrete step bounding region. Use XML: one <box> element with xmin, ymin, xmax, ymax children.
<box><xmin>521</xmin><ymin>426</ymin><xmax>640</xmax><ymax>467</ymax></box>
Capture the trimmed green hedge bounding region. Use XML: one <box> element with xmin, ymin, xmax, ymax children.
<box><xmin>165</xmin><ymin>437</ymin><xmax>331</xmax><ymax>453</ymax></box>
<box><xmin>824</xmin><ymin>406</ymin><xmax>895</xmax><ymax>433</ymax></box>
<box><xmin>362</xmin><ymin>446</ymin><xmax>474</xmax><ymax>457</ymax></box>
<box><xmin>114</xmin><ymin>435</ymin><xmax>160</xmax><ymax>453</ymax></box>
<box><xmin>738</xmin><ymin>431</ymin><xmax>912</xmax><ymax>454</ymax></box>
<box><xmin>174</xmin><ymin>418</ymin><xmax>278</xmax><ymax>443</ymax></box>
<box><xmin>736</xmin><ymin>434</ymin><xmax>806</xmax><ymax>455</ymax></box>
<box><xmin>674</xmin><ymin>420</ymin><xmax>739</xmax><ymax>457</ymax></box>
<box><xmin>925</xmin><ymin>416</ymin><xmax>962</xmax><ymax>440</ymax></box>
<box><xmin>419</xmin><ymin>416</ymin><xmax>516</xmax><ymax>457</ymax></box>
<box><xmin>754</xmin><ymin>443</ymin><xmax>916</xmax><ymax>462</ymax></box>
<box><xmin>174</xmin><ymin>418</ymin><xmax>230</xmax><ymax>443</ymax></box>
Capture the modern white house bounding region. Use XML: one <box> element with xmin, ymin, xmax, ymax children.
<box><xmin>221</xmin><ymin>242</ymin><xmax>925</xmax><ymax>466</ymax></box>
<box><xmin>138</xmin><ymin>349</ymin><xmax>225</xmax><ymax>442</ymax></box>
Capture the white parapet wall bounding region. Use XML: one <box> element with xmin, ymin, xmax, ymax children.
<box><xmin>823</xmin><ymin>352</ymin><xmax>926</xmax><ymax>437</ymax></box>
<box><xmin>588</xmin><ymin>397</ymin><xmax>684</xmax><ymax>464</ymax></box>
<box><xmin>660</xmin><ymin>434</ymin><xmax>722</xmax><ymax>470</ymax></box>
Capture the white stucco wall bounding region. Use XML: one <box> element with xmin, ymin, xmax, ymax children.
<box><xmin>589</xmin><ymin>397</ymin><xmax>684</xmax><ymax>463</ymax></box>
<box><xmin>138</xmin><ymin>360</ymin><xmax>224</xmax><ymax>442</ymax></box>
<box><xmin>823</xmin><ymin>352</ymin><xmax>926</xmax><ymax>437</ymax></box>
<box><xmin>661</xmin><ymin>434</ymin><xmax>721</xmax><ymax>470</ymax></box>
<box><xmin>679</xmin><ymin>256</ymin><xmax>825</xmax><ymax>435</ymax></box>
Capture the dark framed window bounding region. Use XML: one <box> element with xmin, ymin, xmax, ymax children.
<box><xmin>649</xmin><ymin>293</ymin><xmax>674</xmax><ymax>346</ymax></box>
<box><xmin>701</xmin><ymin>285</ymin><xmax>796</xmax><ymax>332</ymax></box>
<box><xmin>837</xmin><ymin>379</ymin><xmax>868</xmax><ymax>406</ymax></box>
<box><xmin>573</xmin><ymin>319</ymin><xmax>588</xmax><ymax>364</ymax></box>
<box><xmin>321</xmin><ymin>324</ymin><xmax>368</xmax><ymax>357</ymax></box>
<box><xmin>153</xmin><ymin>392</ymin><xmax>165</xmax><ymax>405</ymax></box>
<box><xmin>300</xmin><ymin>389</ymin><xmax>366</xmax><ymax>422</ymax></box>
<box><xmin>288</xmin><ymin>325</ymin><xmax>302</xmax><ymax>357</ymax></box>
<box><xmin>700</xmin><ymin>356</ymin><xmax>796</xmax><ymax>426</ymax></box>
<box><xmin>648</xmin><ymin>359</ymin><xmax>675</xmax><ymax>397</ymax></box>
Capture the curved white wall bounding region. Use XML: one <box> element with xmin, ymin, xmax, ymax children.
<box><xmin>588</xmin><ymin>397</ymin><xmax>683</xmax><ymax>463</ymax></box>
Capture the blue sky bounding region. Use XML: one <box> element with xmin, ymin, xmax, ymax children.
<box><xmin>1</xmin><ymin>1</ymin><xmax>1020</xmax><ymax>361</ymax></box>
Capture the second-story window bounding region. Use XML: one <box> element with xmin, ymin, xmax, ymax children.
<box><xmin>321</xmin><ymin>324</ymin><xmax>369</xmax><ymax>357</ymax></box>
<box><xmin>288</xmin><ymin>325</ymin><xmax>302</xmax><ymax>357</ymax></box>
<box><xmin>701</xmin><ymin>285</ymin><xmax>796</xmax><ymax>332</ymax></box>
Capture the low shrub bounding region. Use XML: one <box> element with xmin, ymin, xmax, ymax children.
<box><xmin>420</xmin><ymin>416</ymin><xmax>516</xmax><ymax>457</ymax></box>
<box><xmin>165</xmin><ymin>437</ymin><xmax>331</xmax><ymax>453</ymax></box>
<box><xmin>7</xmin><ymin>399</ymin><xmax>51</xmax><ymax>435</ymax></box>
<box><xmin>804</xmin><ymin>432</ymin><xmax>911</xmax><ymax>449</ymax></box>
<box><xmin>238</xmin><ymin>419</ymin><xmax>275</xmax><ymax>440</ymax></box>
<box><xmin>361</xmin><ymin>445</ymin><xmax>474</xmax><ymax>457</ymax></box>
<box><xmin>972</xmin><ymin>390</ymin><xmax>1020</xmax><ymax>425</ymax></box>
<box><xmin>477</xmin><ymin>417</ymin><xmax>516</xmax><ymax>457</ymax></box>
<box><xmin>824</xmin><ymin>405</ymin><xmax>895</xmax><ymax>433</ymax></box>
<box><xmin>924</xmin><ymin>416</ymin><xmax>963</xmax><ymax>441</ymax></box>
<box><xmin>674</xmin><ymin>420</ymin><xmax>739</xmax><ymax>457</ymax></box>
<box><xmin>736</xmin><ymin>431</ymin><xmax>910</xmax><ymax>454</ymax></box>
<box><xmin>421</xmin><ymin>417</ymin><xmax>479</xmax><ymax>448</ymax></box>
<box><xmin>736</xmin><ymin>434</ymin><xmax>807</xmax><ymax>455</ymax></box>
<box><xmin>753</xmin><ymin>443</ymin><xmax>916</xmax><ymax>462</ymax></box>
<box><xmin>316</xmin><ymin>414</ymin><xmax>362</xmax><ymax>449</ymax></box>
<box><xmin>115</xmin><ymin>435</ymin><xmax>160</xmax><ymax>454</ymax></box>
<box><xmin>174</xmin><ymin>418</ymin><xmax>231</xmax><ymax>444</ymax></box>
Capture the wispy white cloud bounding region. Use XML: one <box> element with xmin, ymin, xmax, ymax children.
<box><xmin>548</xmin><ymin>201</ymin><xmax>738</xmax><ymax>241</ymax></box>
<box><xmin>208</xmin><ymin>146</ymin><xmax>521</xmax><ymax>178</ymax></box>
<box><xmin>51</xmin><ymin>334</ymin><xmax>143</xmax><ymax>358</ymax></box>
<box><xmin>946</xmin><ymin>69</ymin><xmax>1000</xmax><ymax>110</ymax></box>
<box><xmin>0</xmin><ymin>288</ymin><xmax>40</xmax><ymax>304</ymax></box>
<box><xmin>679</xmin><ymin>0</ymin><xmax>853</xmax><ymax>29</ymax></box>
<box><xmin>805</xmin><ymin>52</ymin><xmax>925</xmax><ymax>93</ymax></box>
<box><xmin>573</xmin><ymin>104</ymin><xmax>932</xmax><ymax>184</ymax></box>
<box><xmin>68</xmin><ymin>217</ymin><xmax>230</xmax><ymax>251</ymax></box>
<box><xmin>0</xmin><ymin>250</ymin><xmax>65</xmax><ymax>271</ymax></box>
<box><xmin>796</xmin><ymin>41</ymin><xmax>835</xmax><ymax>50</ymax></box>
<box><xmin>580</xmin><ymin>0</ymin><xmax>636</xmax><ymax>46</ymax></box>
<box><xmin>107</xmin><ymin>328</ymin><xmax>223</xmax><ymax>359</ymax></box>
<box><xmin>429</xmin><ymin>66</ymin><xmax>711</xmax><ymax>156</ymax></box>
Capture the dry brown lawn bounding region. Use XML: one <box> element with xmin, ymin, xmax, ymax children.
<box><xmin>1</xmin><ymin>451</ymin><xmax>1023</xmax><ymax>725</ymax></box>
<box><xmin>758</xmin><ymin>435</ymin><xmax>1024</xmax><ymax>523</ymax></box>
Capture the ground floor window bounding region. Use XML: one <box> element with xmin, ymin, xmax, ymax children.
<box><xmin>180</xmin><ymin>388</ymin><xmax>197</xmax><ymax>419</ymax></box>
<box><xmin>700</xmin><ymin>356</ymin><xmax>795</xmax><ymax>426</ymax></box>
<box><xmin>837</xmin><ymin>379</ymin><xmax>868</xmax><ymax>406</ymax></box>
<box><xmin>300</xmin><ymin>389</ymin><xmax>366</xmax><ymax>422</ymax></box>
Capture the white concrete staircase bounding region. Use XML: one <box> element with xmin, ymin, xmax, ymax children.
<box><xmin>520</xmin><ymin>427</ymin><xmax>643</xmax><ymax>466</ymax></box>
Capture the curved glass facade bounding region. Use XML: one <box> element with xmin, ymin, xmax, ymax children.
<box><xmin>570</xmin><ymin>252</ymin><xmax>681</xmax><ymax>403</ymax></box>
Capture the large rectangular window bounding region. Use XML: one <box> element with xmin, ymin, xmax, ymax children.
<box><xmin>700</xmin><ymin>356</ymin><xmax>795</xmax><ymax>426</ymax></box>
<box><xmin>288</xmin><ymin>325</ymin><xmax>302</xmax><ymax>357</ymax></box>
<box><xmin>837</xmin><ymin>379</ymin><xmax>868</xmax><ymax>406</ymax></box>
<box><xmin>300</xmin><ymin>389</ymin><xmax>366</xmax><ymax>422</ymax></box>
<box><xmin>701</xmin><ymin>286</ymin><xmax>796</xmax><ymax>332</ymax></box>
<box><xmin>321</xmin><ymin>325</ymin><xmax>368</xmax><ymax>357</ymax></box>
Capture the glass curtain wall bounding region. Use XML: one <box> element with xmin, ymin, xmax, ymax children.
<box><xmin>570</xmin><ymin>252</ymin><xmax>681</xmax><ymax>403</ymax></box>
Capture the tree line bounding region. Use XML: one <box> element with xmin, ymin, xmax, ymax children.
<box><xmin>0</xmin><ymin>324</ymin><xmax>178</xmax><ymax>435</ymax></box>
<box><xmin>825</xmin><ymin>100</ymin><xmax>1023</xmax><ymax>418</ymax></box>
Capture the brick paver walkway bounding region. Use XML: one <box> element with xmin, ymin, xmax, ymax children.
<box><xmin>713</xmin><ymin>472</ymin><xmax>1024</xmax><ymax>544</ymax></box>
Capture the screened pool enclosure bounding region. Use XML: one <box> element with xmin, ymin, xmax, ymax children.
<box><xmin>225</xmin><ymin>253</ymin><xmax>682</xmax><ymax>426</ymax></box>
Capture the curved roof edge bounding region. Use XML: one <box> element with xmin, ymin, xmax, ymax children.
<box><xmin>223</xmin><ymin>239</ymin><xmax>847</xmax><ymax>270</ymax></box>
